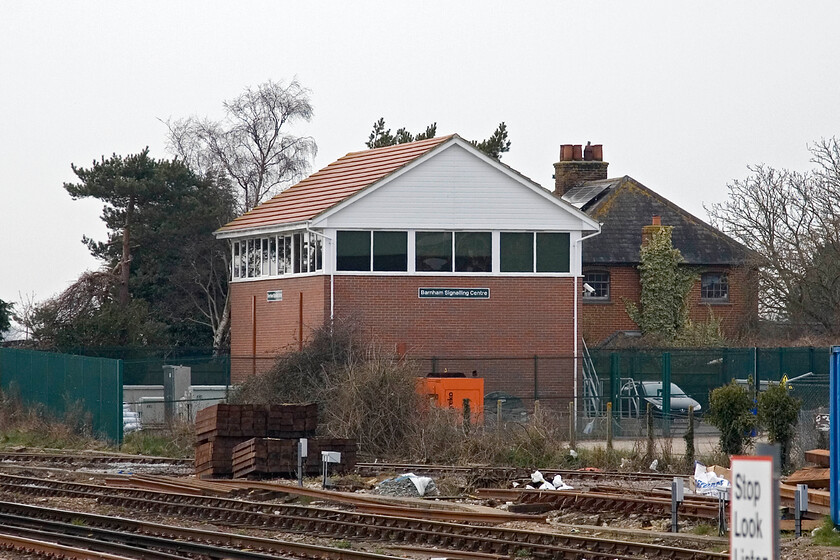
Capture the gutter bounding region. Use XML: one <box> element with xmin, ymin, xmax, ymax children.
<box><xmin>573</xmin><ymin>225</ymin><xmax>602</xmax><ymax>438</ymax></box>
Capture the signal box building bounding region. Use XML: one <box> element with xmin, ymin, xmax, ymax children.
<box><xmin>217</xmin><ymin>135</ymin><xmax>600</xmax><ymax>406</ymax></box>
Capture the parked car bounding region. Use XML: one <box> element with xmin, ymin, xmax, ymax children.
<box><xmin>619</xmin><ymin>381</ymin><xmax>701</xmax><ymax>417</ymax></box>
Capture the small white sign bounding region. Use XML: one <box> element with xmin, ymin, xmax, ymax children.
<box><xmin>267</xmin><ymin>290</ymin><xmax>283</xmax><ymax>302</ymax></box>
<box><xmin>321</xmin><ymin>451</ymin><xmax>341</xmax><ymax>463</ymax></box>
<box><xmin>731</xmin><ymin>456</ymin><xmax>774</xmax><ymax>560</ymax></box>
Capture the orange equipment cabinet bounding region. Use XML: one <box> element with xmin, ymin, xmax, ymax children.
<box><xmin>418</xmin><ymin>377</ymin><xmax>484</xmax><ymax>424</ymax></box>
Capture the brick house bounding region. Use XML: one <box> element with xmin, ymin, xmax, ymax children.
<box><xmin>216</xmin><ymin>135</ymin><xmax>600</xmax><ymax>406</ymax></box>
<box><xmin>555</xmin><ymin>144</ymin><xmax>758</xmax><ymax>345</ymax></box>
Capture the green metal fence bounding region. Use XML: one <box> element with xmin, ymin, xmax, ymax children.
<box><xmin>71</xmin><ymin>347</ymin><xmax>230</xmax><ymax>386</ymax></box>
<box><xmin>0</xmin><ymin>348</ymin><xmax>123</xmax><ymax>443</ymax></box>
<box><xmin>589</xmin><ymin>347</ymin><xmax>830</xmax><ymax>413</ymax></box>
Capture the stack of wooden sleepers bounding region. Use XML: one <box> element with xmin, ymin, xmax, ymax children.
<box><xmin>231</xmin><ymin>437</ymin><xmax>357</xmax><ymax>479</ymax></box>
<box><xmin>780</xmin><ymin>448</ymin><xmax>830</xmax><ymax>515</ymax></box>
<box><xmin>194</xmin><ymin>403</ymin><xmax>355</xmax><ymax>479</ymax></box>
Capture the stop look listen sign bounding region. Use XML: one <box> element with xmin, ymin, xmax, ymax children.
<box><xmin>731</xmin><ymin>455</ymin><xmax>778</xmax><ymax>560</ymax></box>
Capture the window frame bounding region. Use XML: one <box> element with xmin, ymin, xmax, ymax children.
<box><xmin>700</xmin><ymin>271</ymin><xmax>729</xmax><ymax>303</ymax></box>
<box><xmin>583</xmin><ymin>269</ymin><xmax>611</xmax><ymax>301</ymax></box>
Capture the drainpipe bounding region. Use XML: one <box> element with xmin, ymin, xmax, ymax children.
<box><xmin>573</xmin><ymin>225</ymin><xmax>602</xmax><ymax>436</ymax></box>
<box><xmin>306</xmin><ymin>225</ymin><xmax>336</xmax><ymax>325</ymax></box>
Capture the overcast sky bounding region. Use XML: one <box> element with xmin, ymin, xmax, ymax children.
<box><xmin>2</xmin><ymin>1</ymin><xmax>839</xmax><ymax>311</ymax></box>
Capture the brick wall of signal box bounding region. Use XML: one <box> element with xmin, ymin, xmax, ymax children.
<box><xmin>229</xmin><ymin>274</ymin><xmax>584</xmax><ymax>406</ymax></box>
<box><xmin>581</xmin><ymin>265</ymin><xmax>757</xmax><ymax>344</ymax></box>
<box><xmin>333</xmin><ymin>275</ymin><xmax>581</xmax><ymax>406</ymax></box>
<box><xmin>229</xmin><ymin>276</ymin><xmax>328</xmax><ymax>383</ymax></box>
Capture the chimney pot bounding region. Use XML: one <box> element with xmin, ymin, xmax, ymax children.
<box><xmin>583</xmin><ymin>144</ymin><xmax>594</xmax><ymax>161</ymax></box>
<box><xmin>591</xmin><ymin>144</ymin><xmax>603</xmax><ymax>161</ymax></box>
<box><xmin>572</xmin><ymin>145</ymin><xmax>583</xmax><ymax>160</ymax></box>
<box><xmin>561</xmin><ymin>144</ymin><xmax>574</xmax><ymax>161</ymax></box>
<box><xmin>652</xmin><ymin>216</ymin><xmax>661</xmax><ymax>226</ymax></box>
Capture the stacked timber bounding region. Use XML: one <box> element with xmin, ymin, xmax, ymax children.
<box><xmin>231</xmin><ymin>437</ymin><xmax>357</xmax><ymax>479</ymax></box>
<box><xmin>194</xmin><ymin>403</ymin><xmax>355</xmax><ymax>479</ymax></box>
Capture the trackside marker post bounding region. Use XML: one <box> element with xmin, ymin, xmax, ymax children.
<box><xmin>730</xmin><ymin>455</ymin><xmax>777</xmax><ymax>560</ymax></box>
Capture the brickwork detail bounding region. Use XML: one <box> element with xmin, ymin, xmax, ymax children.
<box><xmin>229</xmin><ymin>276</ymin><xmax>328</xmax><ymax>382</ymax></box>
<box><xmin>553</xmin><ymin>161</ymin><xmax>609</xmax><ymax>195</ymax></box>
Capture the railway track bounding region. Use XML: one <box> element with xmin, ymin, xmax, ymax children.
<box><xmin>0</xmin><ymin>502</ymin><xmax>404</xmax><ymax>559</ymax></box>
<box><xmin>0</xmin><ymin>472</ymin><xmax>726</xmax><ymax>560</ymax></box>
<box><xmin>0</xmin><ymin>451</ymin><xmax>191</xmax><ymax>467</ymax></box>
<box><xmin>476</xmin><ymin>487</ymin><xmax>722</xmax><ymax>520</ymax></box>
<box><xmin>356</xmin><ymin>461</ymin><xmax>685</xmax><ymax>483</ymax></box>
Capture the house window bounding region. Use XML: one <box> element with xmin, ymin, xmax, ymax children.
<box><xmin>455</xmin><ymin>232</ymin><xmax>491</xmax><ymax>272</ymax></box>
<box><xmin>373</xmin><ymin>231</ymin><xmax>408</xmax><ymax>272</ymax></box>
<box><xmin>416</xmin><ymin>231</ymin><xmax>453</xmax><ymax>272</ymax></box>
<box><xmin>337</xmin><ymin>231</ymin><xmax>371</xmax><ymax>271</ymax></box>
<box><xmin>701</xmin><ymin>272</ymin><xmax>729</xmax><ymax>302</ymax></box>
<box><xmin>583</xmin><ymin>270</ymin><xmax>610</xmax><ymax>300</ymax></box>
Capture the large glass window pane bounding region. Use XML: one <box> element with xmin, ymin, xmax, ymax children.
<box><xmin>500</xmin><ymin>232</ymin><xmax>534</xmax><ymax>272</ymax></box>
<box><xmin>536</xmin><ymin>233</ymin><xmax>570</xmax><ymax>273</ymax></box>
<box><xmin>293</xmin><ymin>233</ymin><xmax>303</xmax><ymax>273</ymax></box>
<box><xmin>416</xmin><ymin>231</ymin><xmax>452</xmax><ymax>272</ymax></box>
<box><xmin>455</xmin><ymin>232</ymin><xmax>491</xmax><ymax>272</ymax></box>
<box><xmin>373</xmin><ymin>231</ymin><xmax>408</xmax><ymax>271</ymax></box>
<box><xmin>232</xmin><ymin>242</ymin><xmax>240</xmax><ymax>278</ymax></box>
<box><xmin>269</xmin><ymin>237</ymin><xmax>277</xmax><ymax>276</ymax></box>
<box><xmin>313</xmin><ymin>236</ymin><xmax>323</xmax><ymax>271</ymax></box>
<box><xmin>248</xmin><ymin>239</ymin><xmax>259</xmax><ymax>277</ymax></box>
<box><xmin>337</xmin><ymin>231</ymin><xmax>372</xmax><ymax>271</ymax></box>
<box><xmin>239</xmin><ymin>241</ymin><xmax>246</xmax><ymax>278</ymax></box>
<box><xmin>279</xmin><ymin>236</ymin><xmax>291</xmax><ymax>275</ymax></box>
<box><xmin>261</xmin><ymin>238</ymin><xmax>270</xmax><ymax>276</ymax></box>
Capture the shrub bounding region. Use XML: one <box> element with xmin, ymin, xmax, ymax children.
<box><xmin>707</xmin><ymin>381</ymin><xmax>756</xmax><ymax>456</ymax></box>
<box><xmin>757</xmin><ymin>378</ymin><xmax>801</xmax><ymax>468</ymax></box>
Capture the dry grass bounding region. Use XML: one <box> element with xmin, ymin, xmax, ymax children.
<box><xmin>0</xmin><ymin>386</ymin><xmax>105</xmax><ymax>450</ymax></box>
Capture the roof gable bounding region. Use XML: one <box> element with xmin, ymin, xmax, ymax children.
<box><xmin>314</xmin><ymin>141</ymin><xmax>599</xmax><ymax>231</ymax></box>
<box><xmin>217</xmin><ymin>135</ymin><xmax>453</xmax><ymax>234</ymax></box>
<box><xmin>564</xmin><ymin>176</ymin><xmax>751</xmax><ymax>265</ymax></box>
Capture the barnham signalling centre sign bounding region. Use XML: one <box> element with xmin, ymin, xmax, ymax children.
<box><xmin>418</xmin><ymin>288</ymin><xmax>490</xmax><ymax>299</ymax></box>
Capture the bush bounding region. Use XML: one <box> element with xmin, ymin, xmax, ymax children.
<box><xmin>232</xmin><ymin>323</ymin><xmax>423</xmax><ymax>458</ymax></box>
<box><xmin>707</xmin><ymin>381</ymin><xmax>756</xmax><ymax>456</ymax></box>
<box><xmin>757</xmin><ymin>379</ymin><xmax>801</xmax><ymax>468</ymax></box>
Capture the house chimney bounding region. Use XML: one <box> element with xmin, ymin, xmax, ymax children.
<box><xmin>554</xmin><ymin>142</ymin><xmax>608</xmax><ymax>196</ymax></box>
<box><xmin>642</xmin><ymin>216</ymin><xmax>669</xmax><ymax>246</ymax></box>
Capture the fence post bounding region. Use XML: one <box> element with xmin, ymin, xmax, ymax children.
<box><xmin>609</xmin><ymin>353</ymin><xmax>620</xmax><ymax>417</ymax></box>
<box><xmin>569</xmin><ymin>400</ymin><xmax>576</xmax><ymax>449</ymax></box>
<box><xmin>662</xmin><ymin>352</ymin><xmax>671</xmax><ymax>437</ymax></box>
<box><xmin>606</xmin><ymin>402</ymin><xmax>613</xmax><ymax>451</ymax></box>
<box><xmin>496</xmin><ymin>399</ymin><xmax>503</xmax><ymax>431</ymax></box>
<box><xmin>533</xmin><ymin>355</ymin><xmax>538</xmax><ymax>401</ymax></box>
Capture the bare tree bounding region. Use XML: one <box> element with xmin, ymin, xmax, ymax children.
<box><xmin>166</xmin><ymin>79</ymin><xmax>317</xmax><ymax>212</ymax></box>
<box><xmin>706</xmin><ymin>137</ymin><xmax>840</xmax><ymax>332</ymax></box>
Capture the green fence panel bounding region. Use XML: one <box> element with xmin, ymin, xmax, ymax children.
<box><xmin>0</xmin><ymin>348</ymin><xmax>123</xmax><ymax>443</ymax></box>
<box><xmin>589</xmin><ymin>346</ymin><xmax>831</xmax><ymax>415</ymax></box>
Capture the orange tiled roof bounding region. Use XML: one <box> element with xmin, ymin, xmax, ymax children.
<box><xmin>218</xmin><ymin>135</ymin><xmax>455</xmax><ymax>233</ymax></box>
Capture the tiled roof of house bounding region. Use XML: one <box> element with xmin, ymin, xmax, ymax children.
<box><xmin>218</xmin><ymin>135</ymin><xmax>455</xmax><ymax>233</ymax></box>
<box><xmin>562</xmin><ymin>176</ymin><xmax>751</xmax><ymax>266</ymax></box>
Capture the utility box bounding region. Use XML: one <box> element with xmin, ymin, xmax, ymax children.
<box><xmin>418</xmin><ymin>377</ymin><xmax>484</xmax><ymax>424</ymax></box>
<box><xmin>163</xmin><ymin>365</ymin><xmax>191</xmax><ymax>424</ymax></box>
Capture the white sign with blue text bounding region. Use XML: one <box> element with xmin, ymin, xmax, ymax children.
<box><xmin>730</xmin><ymin>456</ymin><xmax>775</xmax><ymax>560</ymax></box>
